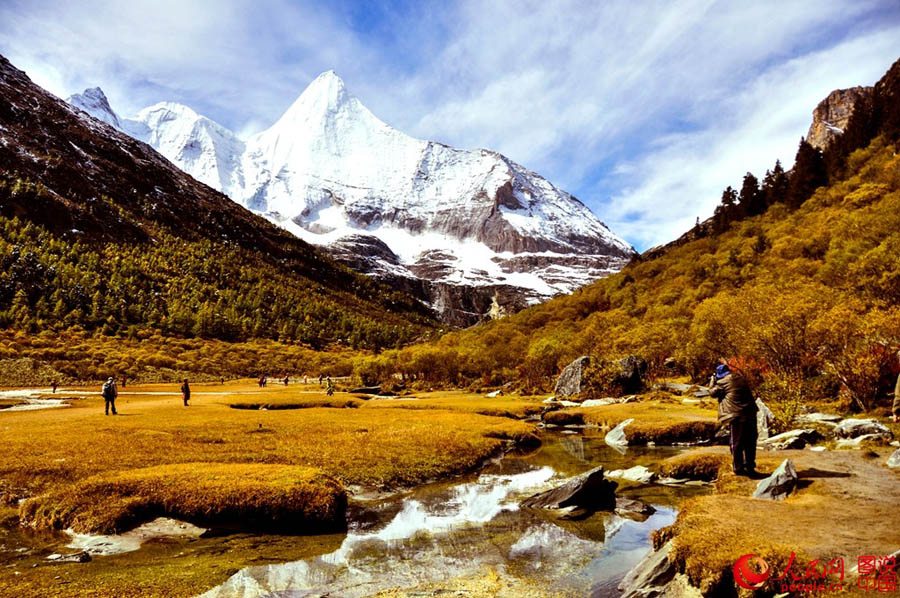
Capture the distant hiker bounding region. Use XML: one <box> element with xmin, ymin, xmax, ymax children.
<box><xmin>51</xmin><ymin>380</ymin><xmax>58</xmax><ymax>394</ymax></box>
<box><xmin>221</xmin><ymin>377</ymin><xmax>225</xmax><ymax>385</ymax></box>
<box><xmin>893</xmin><ymin>351</ymin><xmax>900</xmax><ymax>424</ymax></box>
<box><xmin>284</xmin><ymin>375</ymin><xmax>289</xmax><ymax>386</ymax></box>
<box><xmin>319</xmin><ymin>374</ymin><xmax>324</xmax><ymax>386</ymax></box>
<box><xmin>121</xmin><ymin>376</ymin><xmax>126</xmax><ymax>388</ymax></box>
<box><xmin>708</xmin><ymin>361</ymin><xmax>758</xmax><ymax>476</ymax></box>
<box><xmin>181</xmin><ymin>379</ymin><xmax>191</xmax><ymax>407</ymax></box>
<box><xmin>101</xmin><ymin>377</ymin><xmax>118</xmax><ymax>416</ymax></box>
<box><xmin>304</xmin><ymin>375</ymin><xmax>308</xmax><ymax>385</ymax></box>
<box><xmin>326</xmin><ymin>377</ymin><xmax>334</xmax><ymax>396</ymax></box>
<box><xmin>258</xmin><ymin>376</ymin><xmax>264</xmax><ymax>388</ymax></box>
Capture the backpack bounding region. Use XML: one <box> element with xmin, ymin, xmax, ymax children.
<box><xmin>102</xmin><ymin>382</ymin><xmax>114</xmax><ymax>400</ymax></box>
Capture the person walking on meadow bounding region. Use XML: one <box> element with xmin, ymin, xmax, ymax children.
<box><xmin>708</xmin><ymin>360</ymin><xmax>759</xmax><ymax>476</ymax></box>
<box><xmin>181</xmin><ymin>379</ymin><xmax>191</xmax><ymax>407</ymax></box>
<box><xmin>101</xmin><ymin>376</ymin><xmax>118</xmax><ymax>416</ymax></box>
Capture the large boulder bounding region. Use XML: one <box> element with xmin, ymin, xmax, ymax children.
<box><xmin>521</xmin><ymin>466</ymin><xmax>617</xmax><ymax>511</ymax></box>
<box><xmin>618</xmin><ymin>540</ymin><xmax>676</xmax><ymax>598</ymax></box>
<box><xmin>554</xmin><ymin>356</ymin><xmax>591</xmax><ymax>397</ymax></box>
<box><xmin>617</xmin><ymin>355</ymin><xmax>649</xmax><ymax>394</ymax></box>
<box><xmin>760</xmin><ymin>428</ymin><xmax>823</xmax><ymax>451</ymax></box>
<box><xmin>888</xmin><ymin>448</ymin><xmax>900</xmax><ymax>469</ymax></box>
<box><xmin>752</xmin><ymin>459</ymin><xmax>798</xmax><ymax>501</ymax></box>
<box><xmin>756</xmin><ymin>398</ymin><xmax>775</xmax><ymax>441</ymax></box>
<box><xmin>834</xmin><ymin>418</ymin><xmax>892</xmax><ymax>439</ymax></box>
<box><xmin>605</xmin><ymin>418</ymin><xmax>634</xmax><ymax>448</ymax></box>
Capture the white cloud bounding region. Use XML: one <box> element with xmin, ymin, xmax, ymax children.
<box><xmin>1</xmin><ymin>0</ymin><xmax>898</xmax><ymax>250</ymax></box>
<box><xmin>604</xmin><ymin>28</ymin><xmax>900</xmax><ymax>249</ymax></box>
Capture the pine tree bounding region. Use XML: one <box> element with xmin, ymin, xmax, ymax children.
<box><xmin>787</xmin><ymin>139</ymin><xmax>827</xmax><ymax>210</ymax></box>
<box><xmin>738</xmin><ymin>172</ymin><xmax>762</xmax><ymax>217</ymax></box>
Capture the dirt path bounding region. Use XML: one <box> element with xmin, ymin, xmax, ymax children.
<box><xmin>663</xmin><ymin>445</ymin><xmax>900</xmax><ymax>595</ymax></box>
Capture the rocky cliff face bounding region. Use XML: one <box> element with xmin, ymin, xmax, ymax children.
<box><xmin>66</xmin><ymin>72</ymin><xmax>635</xmax><ymax>326</ymax></box>
<box><xmin>806</xmin><ymin>86</ymin><xmax>873</xmax><ymax>150</ymax></box>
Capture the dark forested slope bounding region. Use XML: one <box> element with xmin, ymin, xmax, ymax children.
<box><xmin>0</xmin><ymin>54</ymin><xmax>435</xmax><ymax>350</ymax></box>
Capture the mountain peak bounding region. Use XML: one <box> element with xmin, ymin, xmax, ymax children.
<box><xmin>299</xmin><ymin>69</ymin><xmax>349</xmax><ymax>108</ymax></box>
<box><xmin>67</xmin><ymin>86</ymin><xmax>121</xmax><ymax>129</ymax></box>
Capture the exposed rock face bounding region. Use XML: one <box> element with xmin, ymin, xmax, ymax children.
<box><xmin>834</xmin><ymin>418</ymin><xmax>892</xmax><ymax>439</ymax></box>
<box><xmin>752</xmin><ymin>459</ymin><xmax>797</xmax><ymax>501</ymax></box>
<box><xmin>806</xmin><ymin>86</ymin><xmax>873</xmax><ymax>150</ymax></box>
<box><xmin>520</xmin><ymin>466</ymin><xmax>617</xmax><ymax>511</ymax></box>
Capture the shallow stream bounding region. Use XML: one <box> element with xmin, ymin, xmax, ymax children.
<box><xmin>198</xmin><ymin>431</ymin><xmax>709</xmax><ymax>597</ymax></box>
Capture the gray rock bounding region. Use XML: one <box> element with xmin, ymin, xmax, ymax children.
<box><xmin>834</xmin><ymin>418</ymin><xmax>892</xmax><ymax>439</ymax></box>
<box><xmin>756</xmin><ymin>398</ymin><xmax>775</xmax><ymax>441</ymax></box>
<box><xmin>554</xmin><ymin>356</ymin><xmax>591</xmax><ymax>397</ymax></box>
<box><xmin>606</xmin><ymin>465</ymin><xmax>657</xmax><ymax>484</ymax></box>
<box><xmin>888</xmin><ymin>448</ymin><xmax>900</xmax><ymax>469</ymax></box>
<box><xmin>542</xmin><ymin>396</ymin><xmax>556</xmax><ymax>404</ymax></box>
<box><xmin>559</xmin><ymin>400</ymin><xmax>581</xmax><ymax>407</ymax></box>
<box><xmin>615</xmin><ymin>497</ymin><xmax>656</xmax><ymax>521</ymax></box>
<box><xmin>760</xmin><ymin>428</ymin><xmax>823</xmax><ymax>450</ymax></box>
<box><xmin>794</xmin><ymin>412</ymin><xmax>842</xmax><ymax>425</ymax></box>
<box><xmin>752</xmin><ymin>459</ymin><xmax>797</xmax><ymax>501</ymax></box>
<box><xmin>605</xmin><ymin>418</ymin><xmax>634</xmax><ymax>448</ymax></box>
<box><xmin>46</xmin><ymin>551</ymin><xmax>91</xmax><ymax>563</ymax></box>
<box><xmin>485</xmin><ymin>390</ymin><xmax>502</xmax><ymax>398</ymax></box>
<box><xmin>835</xmin><ymin>433</ymin><xmax>892</xmax><ymax>449</ymax></box>
<box><xmin>581</xmin><ymin>398</ymin><xmax>618</xmax><ymax>407</ymax></box>
<box><xmin>521</xmin><ymin>466</ymin><xmax>617</xmax><ymax>511</ymax></box>
<box><xmin>618</xmin><ymin>540</ymin><xmax>676</xmax><ymax>598</ymax></box>
<box><xmin>617</xmin><ymin>356</ymin><xmax>649</xmax><ymax>394</ymax></box>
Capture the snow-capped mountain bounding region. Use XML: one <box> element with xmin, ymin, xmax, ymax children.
<box><xmin>67</xmin><ymin>75</ymin><xmax>635</xmax><ymax>325</ymax></box>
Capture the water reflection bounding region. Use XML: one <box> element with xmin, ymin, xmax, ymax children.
<box><xmin>200</xmin><ymin>432</ymin><xmax>708</xmax><ymax>598</ymax></box>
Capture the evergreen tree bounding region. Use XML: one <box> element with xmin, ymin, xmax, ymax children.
<box><xmin>787</xmin><ymin>139</ymin><xmax>827</xmax><ymax>210</ymax></box>
<box><xmin>714</xmin><ymin>186</ymin><xmax>738</xmax><ymax>233</ymax></box>
<box><xmin>737</xmin><ymin>172</ymin><xmax>763</xmax><ymax>217</ymax></box>
<box><xmin>761</xmin><ymin>160</ymin><xmax>789</xmax><ymax>207</ymax></box>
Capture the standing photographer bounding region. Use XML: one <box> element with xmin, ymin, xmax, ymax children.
<box><xmin>708</xmin><ymin>360</ymin><xmax>759</xmax><ymax>477</ymax></box>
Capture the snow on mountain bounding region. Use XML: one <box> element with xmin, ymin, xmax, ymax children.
<box><xmin>67</xmin><ymin>87</ymin><xmax>122</xmax><ymax>130</ymax></box>
<box><xmin>67</xmin><ymin>74</ymin><xmax>635</xmax><ymax>325</ymax></box>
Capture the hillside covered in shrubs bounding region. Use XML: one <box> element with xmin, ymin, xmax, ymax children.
<box><xmin>356</xmin><ymin>57</ymin><xmax>900</xmax><ymax>414</ymax></box>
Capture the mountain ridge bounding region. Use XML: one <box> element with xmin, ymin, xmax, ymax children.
<box><xmin>66</xmin><ymin>72</ymin><xmax>635</xmax><ymax>325</ymax></box>
<box><xmin>0</xmin><ymin>53</ymin><xmax>433</xmax><ymax>349</ymax></box>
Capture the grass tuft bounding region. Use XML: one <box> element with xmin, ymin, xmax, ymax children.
<box><xmin>20</xmin><ymin>463</ymin><xmax>347</xmax><ymax>535</ymax></box>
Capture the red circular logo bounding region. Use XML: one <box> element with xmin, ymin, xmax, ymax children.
<box><xmin>734</xmin><ymin>554</ymin><xmax>770</xmax><ymax>589</ymax></box>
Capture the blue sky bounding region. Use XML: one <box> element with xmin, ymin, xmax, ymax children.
<box><xmin>1</xmin><ymin>0</ymin><xmax>899</xmax><ymax>250</ymax></box>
